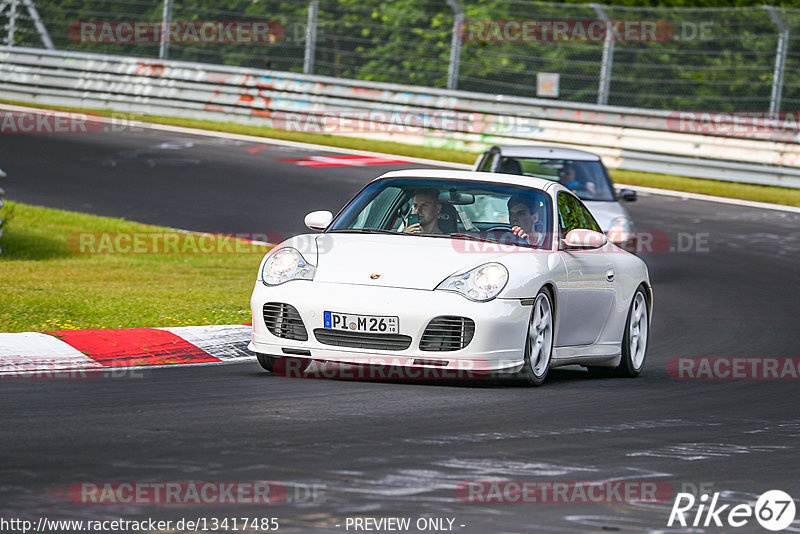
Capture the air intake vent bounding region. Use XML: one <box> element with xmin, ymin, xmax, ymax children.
<box><xmin>313</xmin><ymin>329</ymin><xmax>412</xmax><ymax>351</ymax></box>
<box><xmin>420</xmin><ymin>316</ymin><xmax>475</xmax><ymax>352</ymax></box>
<box><xmin>263</xmin><ymin>302</ymin><xmax>308</xmax><ymax>341</ymax></box>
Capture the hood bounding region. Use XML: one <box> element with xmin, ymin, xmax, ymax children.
<box><xmin>583</xmin><ymin>201</ymin><xmax>633</xmax><ymax>232</ymax></box>
<box><xmin>312</xmin><ymin>233</ymin><xmax>507</xmax><ymax>290</ymax></box>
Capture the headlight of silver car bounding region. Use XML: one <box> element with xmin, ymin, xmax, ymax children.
<box><xmin>436</xmin><ymin>262</ymin><xmax>508</xmax><ymax>301</ymax></box>
<box><xmin>607</xmin><ymin>216</ymin><xmax>634</xmax><ymax>244</ymax></box>
<box><xmin>261</xmin><ymin>247</ymin><xmax>315</xmax><ymax>285</ymax></box>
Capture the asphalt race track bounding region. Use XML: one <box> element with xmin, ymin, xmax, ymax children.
<box><xmin>2</xmin><ymin>126</ymin><xmax>800</xmax><ymax>533</ymax></box>
<box><xmin>0</xmin><ymin>128</ymin><xmax>434</xmax><ymax>237</ymax></box>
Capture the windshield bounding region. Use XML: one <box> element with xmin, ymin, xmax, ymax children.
<box><xmin>329</xmin><ymin>178</ymin><xmax>554</xmax><ymax>250</ymax></box>
<box><xmin>496</xmin><ymin>157</ymin><xmax>615</xmax><ymax>202</ymax></box>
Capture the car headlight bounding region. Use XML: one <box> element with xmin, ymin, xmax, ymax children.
<box><xmin>261</xmin><ymin>247</ymin><xmax>315</xmax><ymax>285</ymax></box>
<box><xmin>436</xmin><ymin>262</ymin><xmax>508</xmax><ymax>302</ymax></box>
<box><xmin>607</xmin><ymin>216</ymin><xmax>634</xmax><ymax>243</ymax></box>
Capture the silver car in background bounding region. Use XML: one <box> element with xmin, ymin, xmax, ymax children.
<box><xmin>473</xmin><ymin>146</ymin><xmax>638</xmax><ymax>253</ymax></box>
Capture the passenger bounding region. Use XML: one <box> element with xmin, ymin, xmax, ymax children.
<box><xmin>403</xmin><ymin>188</ymin><xmax>443</xmax><ymax>234</ymax></box>
<box><xmin>560</xmin><ymin>163</ymin><xmax>597</xmax><ymax>197</ymax></box>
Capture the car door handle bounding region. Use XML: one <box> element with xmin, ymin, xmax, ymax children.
<box><xmin>606</xmin><ymin>269</ymin><xmax>615</xmax><ymax>282</ymax></box>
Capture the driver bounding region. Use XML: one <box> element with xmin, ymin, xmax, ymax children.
<box><xmin>560</xmin><ymin>163</ymin><xmax>597</xmax><ymax>197</ymax></box>
<box><xmin>508</xmin><ymin>194</ymin><xmax>546</xmax><ymax>247</ymax></box>
<box><xmin>403</xmin><ymin>188</ymin><xmax>443</xmax><ymax>234</ymax></box>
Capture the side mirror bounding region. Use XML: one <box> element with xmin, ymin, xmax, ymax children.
<box><xmin>562</xmin><ymin>229</ymin><xmax>607</xmax><ymax>250</ymax></box>
<box><xmin>304</xmin><ymin>210</ymin><xmax>333</xmax><ymax>232</ymax></box>
<box><xmin>618</xmin><ymin>188</ymin><xmax>637</xmax><ymax>202</ymax></box>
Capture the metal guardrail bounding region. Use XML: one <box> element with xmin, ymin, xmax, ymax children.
<box><xmin>1</xmin><ymin>46</ymin><xmax>800</xmax><ymax>189</ymax></box>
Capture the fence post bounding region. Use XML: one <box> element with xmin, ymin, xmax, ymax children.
<box><xmin>21</xmin><ymin>0</ymin><xmax>54</xmax><ymax>49</ymax></box>
<box><xmin>159</xmin><ymin>0</ymin><xmax>173</xmax><ymax>60</ymax></box>
<box><xmin>303</xmin><ymin>0</ymin><xmax>319</xmax><ymax>75</ymax></box>
<box><xmin>591</xmin><ymin>3</ymin><xmax>614</xmax><ymax>106</ymax></box>
<box><xmin>765</xmin><ymin>6</ymin><xmax>788</xmax><ymax>115</ymax></box>
<box><xmin>445</xmin><ymin>0</ymin><xmax>463</xmax><ymax>90</ymax></box>
<box><xmin>5</xmin><ymin>0</ymin><xmax>18</xmax><ymax>46</ymax></box>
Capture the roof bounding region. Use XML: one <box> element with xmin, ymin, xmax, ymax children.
<box><xmin>372</xmin><ymin>169</ymin><xmax>563</xmax><ymax>193</ymax></box>
<box><xmin>491</xmin><ymin>145</ymin><xmax>601</xmax><ymax>161</ymax></box>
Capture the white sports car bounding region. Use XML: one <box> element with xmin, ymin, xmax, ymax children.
<box><xmin>249</xmin><ymin>169</ymin><xmax>652</xmax><ymax>386</ymax></box>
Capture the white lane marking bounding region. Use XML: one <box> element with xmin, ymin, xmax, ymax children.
<box><xmin>627</xmin><ymin>443</ymin><xmax>789</xmax><ymax>461</ymax></box>
<box><xmin>2</xmin><ymin>102</ymin><xmax>795</xmax><ymax>212</ymax></box>
<box><xmin>617</xmin><ymin>183</ymin><xmax>800</xmax><ymax>214</ymax></box>
<box><xmin>157</xmin><ymin>325</ymin><xmax>254</xmax><ymax>360</ymax></box>
<box><xmin>0</xmin><ymin>332</ymin><xmax>103</xmax><ymax>373</ymax></box>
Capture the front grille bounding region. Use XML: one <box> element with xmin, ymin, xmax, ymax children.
<box><xmin>420</xmin><ymin>316</ymin><xmax>475</xmax><ymax>352</ymax></box>
<box><xmin>263</xmin><ymin>302</ymin><xmax>308</xmax><ymax>341</ymax></box>
<box><xmin>313</xmin><ymin>329</ymin><xmax>412</xmax><ymax>351</ymax></box>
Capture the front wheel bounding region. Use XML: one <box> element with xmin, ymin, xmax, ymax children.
<box><xmin>256</xmin><ymin>354</ymin><xmax>275</xmax><ymax>372</ymax></box>
<box><xmin>256</xmin><ymin>354</ymin><xmax>309</xmax><ymax>377</ymax></box>
<box><xmin>517</xmin><ymin>289</ymin><xmax>554</xmax><ymax>386</ymax></box>
<box><xmin>588</xmin><ymin>287</ymin><xmax>649</xmax><ymax>378</ymax></box>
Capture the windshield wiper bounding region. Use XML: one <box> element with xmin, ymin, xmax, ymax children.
<box><xmin>448</xmin><ymin>233</ymin><xmax>508</xmax><ymax>245</ymax></box>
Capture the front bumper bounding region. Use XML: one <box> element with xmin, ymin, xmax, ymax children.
<box><xmin>249</xmin><ymin>281</ymin><xmax>530</xmax><ymax>373</ymax></box>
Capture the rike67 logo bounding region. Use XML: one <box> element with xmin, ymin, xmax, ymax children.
<box><xmin>669</xmin><ymin>490</ymin><xmax>796</xmax><ymax>531</ymax></box>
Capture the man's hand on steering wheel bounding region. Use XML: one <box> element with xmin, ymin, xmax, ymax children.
<box><xmin>511</xmin><ymin>226</ymin><xmax>529</xmax><ymax>240</ymax></box>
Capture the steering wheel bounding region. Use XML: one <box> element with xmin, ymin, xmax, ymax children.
<box><xmin>486</xmin><ymin>225</ymin><xmax>513</xmax><ymax>232</ymax></box>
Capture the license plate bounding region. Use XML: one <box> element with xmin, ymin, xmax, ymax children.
<box><xmin>323</xmin><ymin>311</ymin><xmax>399</xmax><ymax>334</ymax></box>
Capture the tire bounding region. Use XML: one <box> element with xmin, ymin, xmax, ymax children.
<box><xmin>256</xmin><ymin>354</ymin><xmax>309</xmax><ymax>377</ymax></box>
<box><xmin>587</xmin><ymin>287</ymin><xmax>649</xmax><ymax>378</ymax></box>
<box><xmin>256</xmin><ymin>354</ymin><xmax>275</xmax><ymax>372</ymax></box>
<box><xmin>517</xmin><ymin>288</ymin><xmax>554</xmax><ymax>386</ymax></box>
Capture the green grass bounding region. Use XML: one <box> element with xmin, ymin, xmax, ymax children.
<box><xmin>0</xmin><ymin>202</ymin><xmax>268</xmax><ymax>332</ymax></box>
<box><xmin>4</xmin><ymin>98</ymin><xmax>799</xmax><ymax>207</ymax></box>
<box><xmin>611</xmin><ymin>169</ymin><xmax>800</xmax><ymax>207</ymax></box>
